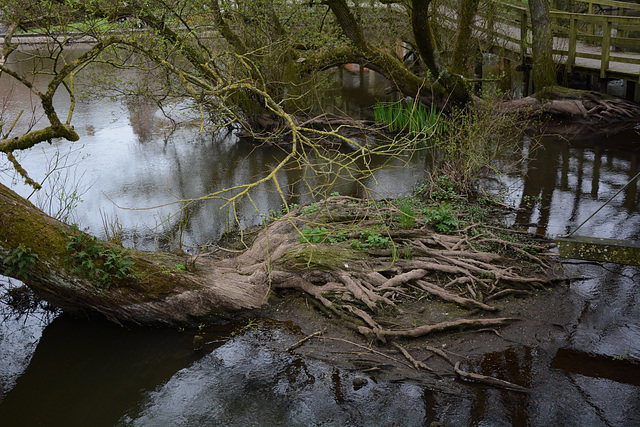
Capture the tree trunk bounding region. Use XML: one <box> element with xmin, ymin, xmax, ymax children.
<box><xmin>0</xmin><ymin>183</ymin><xmax>269</xmax><ymax>325</ymax></box>
<box><xmin>324</xmin><ymin>0</ymin><xmax>428</xmax><ymax>99</ymax></box>
<box><xmin>529</xmin><ymin>0</ymin><xmax>557</xmax><ymax>92</ymax></box>
<box><xmin>411</xmin><ymin>0</ymin><xmax>471</xmax><ymax>104</ymax></box>
<box><xmin>451</xmin><ymin>0</ymin><xmax>481</xmax><ymax>75</ymax></box>
<box><xmin>2</xmin><ymin>183</ymin><xmax>558</xmax><ymax>339</ymax></box>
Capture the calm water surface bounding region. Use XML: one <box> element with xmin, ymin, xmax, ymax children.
<box><xmin>1</xmin><ymin>46</ymin><xmax>640</xmax><ymax>426</ymax></box>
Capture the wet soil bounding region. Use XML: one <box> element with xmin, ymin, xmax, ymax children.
<box><xmin>262</xmin><ymin>273</ymin><xmax>575</xmax><ymax>387</ymax></box>
<box><xmin>214</xmin><ymin>217</ymin><xmax>576</xmax><ymax>389</ymax></box>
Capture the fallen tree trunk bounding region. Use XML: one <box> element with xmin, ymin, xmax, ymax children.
<box><xmin>2</xmin><ymin>184</ymin><xmax>555</xmax><ymax>333</ymax></box>
<box><xmin>490</xmin><ymin>87</ymin><xmax>640</xmax><ymax>127</ymax></box>
<box><xmin>0</xmin><ymin>182</ymin><xmax>270</xmax><ymax>325</ymax></box>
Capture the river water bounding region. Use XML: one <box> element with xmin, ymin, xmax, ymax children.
<box><xmin>1</xmin><ymin>46</ymin><xmax>640</xmax><ymax>426</ymax></box>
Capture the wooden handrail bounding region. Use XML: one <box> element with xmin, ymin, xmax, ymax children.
<box><xmin>574</xmin><ymin>0</ymin><xmax>640</xmax><ymax>13</ymax></box>
<box><xmin>471</xmin><ymin>0</ymin><xmax>640</xmax><ymax>81</ymax></box>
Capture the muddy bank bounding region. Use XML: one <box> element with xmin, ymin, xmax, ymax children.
<box><xmin>262</xmin><ymin>276</ymin><xmax>573</xmax><ymax>385</ymax></box>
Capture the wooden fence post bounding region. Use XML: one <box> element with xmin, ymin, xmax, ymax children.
<box><xmin>601</xmin><ymin>18</ymin><xmax>611</xmax><ymax>78</ymax></box>
<box><xmin>568</xmin><ymin>15</ymin><xmax>577</xmax><ymax>71</ymax></box>
<box><xmin>519</xmin><ymin>9</ymin><xmax>528</xmax><ymax>57</ymax></box>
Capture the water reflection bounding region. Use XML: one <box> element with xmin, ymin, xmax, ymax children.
<box><xmin>455</xmin><ymin>344</ymin><xmax>640</xmax><ymax>426</ymax></box>
<box><xmin>1</xmin><ymin>51</ymin><xmax>422</xmax><ymax>251</ymax></box>
<box><xmin>0</xmin><ymin>278</ymin><xmax>53</xmax><ymax>400</ymax></box>
<box><xmin>0</xmin><ymin>312</ymin><xmax>231</xmax><ymax>427</ymax></box>
<box><xmin>117</xmin><ymin>327</ymin><xmax>430</xmax><ymax>427</ymax></box>
<box><xmin>513</xmin><ymin>130</ymin><xmax>640</xmax><ymax>240</ymax></box>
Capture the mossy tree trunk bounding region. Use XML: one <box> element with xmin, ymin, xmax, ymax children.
<box><xmin>451</xmin><ymin>0</ymin><xmax>481</xmax><ymax>75</ymax></box>
<box><xmin>529</xmin><ymin>0</ymin><xmax>557</xmax><ymax>92</ymax></box>
<box><xmin>2</xmin><ymin>183</ymin><xmax>556</xmax><ymax>334</ymax></box>
<box><xmin>0</xmin><ymin>182</ymin><xmax>269</xmax><ymax>325</ymax></box>
<box><xmin>411</xmin><ymin>0</ymin><xmax>471</xmax><ymax>104</ymax></box>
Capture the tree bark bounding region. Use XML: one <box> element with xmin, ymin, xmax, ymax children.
<box><xmin>0</xmin><ymin>183</ymin><xmax>269</xmax><ymax>325</ymax></box>
<box><xmin>451</xmin><ymin>0</ymin><xmax>480</xmax><ymax>75</ymax></box>
<box><xmin>411</xmin><ymin>0</ymin><xmax>471</xmax><ymax>104</ymax></box>
<box><xmin>529</xmin><ymin>0</ymin><xmax>557</xmax><ymax>92</ymax></box>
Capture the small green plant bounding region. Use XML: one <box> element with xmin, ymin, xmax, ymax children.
<box><xmin>3</xmin><ymin>245</ymin><xmax>39</xmax><ymax>278</ymax></box>
<box><xmin>100</xmin><ymin>247</ymin><xmax>135</xmax><ymax>284</ymax></box>
<box><xmin>374</xmin><ymin>100</ymin><xmax>443</xmax><ymax>136</ymax></box>
<box><xmin>423</xmin><ymin>203</ymin><xmax>459</xmax><ymax>234</ymax></box>
<box><xmin>428</xmin><ymin>175</ymin><xmax>459</xmax><ymax>202</ymax></box>
<box><xmin>612</xmin><ymin>350</ymin><xmax>629</xmax><ymax>361</ymax></box>
<box><xmin>350</xmin><ymin>239</ymin><xmax>363</xmax><ymax>250</ymax></box>
<box><xmin>397</xmin><ymin>199</ymin><xmax>417</xmax><ymax>229</ymax></box>
<box><xmin>330</xmin><ymin>192</ymin><xmax>340</xmax><ymax>197</ymax></box>
<box><xmin>62</xmin><ymin>225</ymin><xmax>136</xmax><ymax>289</ymax></box>
<box><xmin>401</xmin><ymin>243</ymin><xmax>413</xmax><ymax>260</ymax></box>
<box><xmin>521</xmin><ymin>194</ymin><xmax>542</xmax><ymax>209</ymax></box>
<box><xmin>231</xmin><ymin>318</ymin><xmax>258</xmax><ymax>336</ymax></box>
<box><xmin>300</xmin><ymin>203</ymin><xmax>321</xmax><ymax>215</ymax></box>
<box><xmin>299</xmin><ymin>225</ymin><xmax>329</xmax><ymax>243</ymax></box>
<box><xmin>361</xmin><ymin>230</ymin><xmax>392</xmax><ymax>249</ymax></box>
<box><xmin>326</xmin><ymin>230</ymin><xmax>349</xmax><ymax>244</ymax></box>
<box><xmin>174</xmin><ymin>264</ymin><xmax>188</xmax><ymax>272</ymax></box>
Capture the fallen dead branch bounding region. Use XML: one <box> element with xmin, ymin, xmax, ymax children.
<box><xmin>286</xmin><ymin>329</ymin><xmax>325</xmax><ymax>352</ymax></box>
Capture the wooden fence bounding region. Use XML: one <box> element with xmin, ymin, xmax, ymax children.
<box><xmin>463</xmin><ymin>0</ymin><xmax>640</xmax><ymax>81</ymax></box>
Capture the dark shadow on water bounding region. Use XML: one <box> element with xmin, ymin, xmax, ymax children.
<box><xmin>551</xmin><ymin>347</ymin><xmax>640</xmax><ymax>386</ymax></box>
<box><xmin>0</xmin><ymin>314</ymin><xmax>232</xmax><ymax>427</ymax></box>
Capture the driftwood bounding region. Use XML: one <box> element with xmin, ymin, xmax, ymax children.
<box><xmin>286</xmin><ymin>329</ymin><xmax>325</xmax><ymax>352</ymax></box>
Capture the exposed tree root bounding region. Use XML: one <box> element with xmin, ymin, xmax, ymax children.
<box><xmin>393</xmin><ymin>343</ymin><xmax>434</xmax><ymax>372</ymax></box>
<box><xmin>454</xmin><ymin>361</ymin><xmax>529</xmax><ymax>393</ymax></box>
<box><xmin>416</xmin><ymin>280</ymin><xmax>497</xmax><ymax>311</ymax></box>
<box><xmin>358</xmin><ymin>318</ymin><xmax>519</xmax><ymax>339</ymax></box>
<box><xmin>424</xmin><ymin>345</ymin><xmax>455</xmax><ymax>366</ymax></box>
<box><xmin>494</xmin><ymin>87</ymin><xmax>640</xmax><ymax>130</ymax></box>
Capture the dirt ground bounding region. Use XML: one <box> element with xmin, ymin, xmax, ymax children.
<box><xmin>263</xmin><ymin>275</ymin><xmax>575</xmax><ymax>384</ymax></box>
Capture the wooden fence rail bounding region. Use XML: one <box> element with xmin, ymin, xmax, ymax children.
<box><xmin>467</xmin><ymin>0</ymin><xmax>640</xmax><ymax>82</ymax></box>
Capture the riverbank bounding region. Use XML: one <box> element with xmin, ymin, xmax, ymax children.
<box><xmin>195</xmin><ymin>190</ymin><xmax>564</xmax><ymax>388</ymax></box>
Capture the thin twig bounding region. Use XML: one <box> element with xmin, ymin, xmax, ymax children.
<box><xmin>286</xmin><ymin>329</ymin><xmax>325</xmax><ymax>352</ymax></box>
